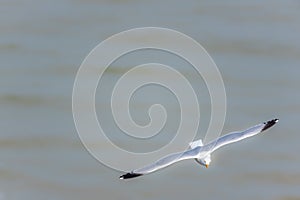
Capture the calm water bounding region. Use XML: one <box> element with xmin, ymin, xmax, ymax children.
<box><xmin>1</xmin><ymin>1</ymin><xmax>300</xmax><ymax>199</ymax></box>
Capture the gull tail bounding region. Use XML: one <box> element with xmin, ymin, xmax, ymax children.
<box><xmin>119</xmin><ymin>172</ymin><xmax>142</xmax><ymax>180</ymax></box>
<box><xmin>262</xmin><ymin>119</ymin><xmax>279</xmax><ymax>132</ymax></box>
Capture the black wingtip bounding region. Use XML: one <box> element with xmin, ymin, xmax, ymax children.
<box><xmin>119</xmin><ymin>173</ymin><xmax>142</xmax><ymax>180</ymax></box>
<box><xmin>262</xmin><ymin>118</ymin><xmax>279</xmax><ymax>132</ymax></box>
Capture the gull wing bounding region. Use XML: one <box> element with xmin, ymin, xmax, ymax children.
<box><xmin>119</xmin><ymin>147</ymin><xmax>200</xmax><ymax>179</ymax></box>
<box><xmin>205</xmin><ymin>119</ymin><xmax>278</xmax><ymax>153</ymax></box>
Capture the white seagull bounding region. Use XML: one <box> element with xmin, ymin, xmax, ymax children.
<box><xmin>120</xmin><ymin>119</ymin><xmax>278</xmax><ymax>179</ymax></box>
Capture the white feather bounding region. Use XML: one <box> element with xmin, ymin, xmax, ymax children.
<box><xmin>189</xmin><ymin>139</ymin><xmax>203</xmax><ymax>149</ymax></box>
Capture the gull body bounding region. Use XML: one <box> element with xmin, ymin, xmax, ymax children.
<box><xmin>120</xmin><ymin>119</ymin><xmax>278</xmax><ymax>179</ymax></box>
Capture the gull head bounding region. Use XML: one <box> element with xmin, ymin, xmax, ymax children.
<box><xmin>198</xmin><ymin>155</ymin><xmax>211</xmax><ymax>168</ymax></box>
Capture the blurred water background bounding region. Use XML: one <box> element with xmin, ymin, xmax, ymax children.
<box><xmin>1</xmin><ymin>0</ymin><xmax>300</xmax><ymax>199</ymax></box>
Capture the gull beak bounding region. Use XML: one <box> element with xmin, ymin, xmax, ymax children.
<box><xmin>205</xmin><ymin>164</ymin><xmax>209</xmax><ymax>168</ymax></box>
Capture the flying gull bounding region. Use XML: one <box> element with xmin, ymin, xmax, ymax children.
<box><xmin>120</xmin><ymin>119</ymin><xmax>278</xmax><ymax>179</ymax></box>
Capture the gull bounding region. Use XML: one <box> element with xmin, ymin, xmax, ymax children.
<box><xmin>119</xmin><ymin>119</ymin><xmax>278</xmax><ymax>179</ymax></box>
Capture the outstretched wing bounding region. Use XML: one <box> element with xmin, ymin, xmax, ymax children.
<box><xmin>119</xmin><ymin>147</ymin><xmax>200</xmax><ymax>179</ymax></box>
<box><xmin>205</xmin><ymin>119</ymin><xmax>278</xmax><ymax>153</ymax></box>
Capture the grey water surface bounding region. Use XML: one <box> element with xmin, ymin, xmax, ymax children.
<box><xmin>1</xmin><ymin>1</ymin><xmax>300</xmax><ymax>199</ymax></box>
